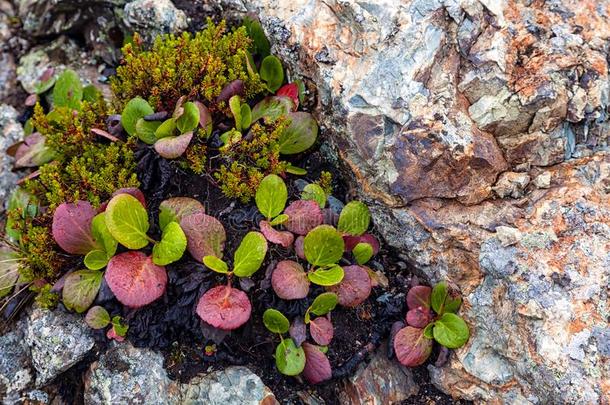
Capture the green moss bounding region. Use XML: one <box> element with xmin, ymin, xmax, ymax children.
<box><xmin>111</xmin><ymin>20</ymin><xmax>265</xmax><ymax>112</ymax></box>
<box><xmin>316</xmin><ymin>171</ymin><xmax>333</xmax><ymax>195</ymax></box>
<box><xmin>17</xmin><ymin>220</ymin><xmax>65</xmax><ymax>282</ymax></box>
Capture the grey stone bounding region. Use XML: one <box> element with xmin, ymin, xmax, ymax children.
<box><xmin>479</xmin><ymin>238</ymin><xmax>519</xmax><ymax>277</ymax></box>
<box><xmin>0</xmin><ymin>104</ymin><xmax>24</xmax><ymax>212</ymax></box>
<box><xmin>492</xmin><ymin>172</ymin><xmax>530</xmax><ymax>198</ymax></box>
<box><xmin>533</xmin><ymin>171</ymin><xmax>552</xmax><ymax>189</ymax></box>
<box><xmin>26</xmin><ymin>308</ymin><xmax>95</xmax><ymax>386</ymax></box>
<box><xmin>0</xmin><ymin>326</ymin><xmax>33</xmax><ymax>404</ymax></box>
<box><xmin>495</xmin><ymin>226</ymin><xmax>522</xmax><ymax>247</ymax></box>
<box><xmin>123</xmin><ymin>0</ymin><xmax>187</xmax><ymax>46</ymax></box>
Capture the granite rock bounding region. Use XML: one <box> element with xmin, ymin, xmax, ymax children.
<box><xmin>0</xmin><ymin>104</ymin><xmax>24</xmax><ymax>212</ymax></box>
<box><xmin>123</xmin><ymin>0</ymin><xmax>187</xmax><ymax>47</ymax></box>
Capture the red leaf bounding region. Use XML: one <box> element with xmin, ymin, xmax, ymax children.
<box><xmin>406</xmin><ymin>306</ymin><xmax>433</xmax><ymax>328</ymax></box>
<box><xmin>328</xmin><ymin>265</ymin><xmax>371</xmax><ymax>308</ymax></box>
<box><xmin>180</xmin><ymin>212</ymin><xmax>226</xmax><ymax>262</ymax></box>
<box><xmin>52</xmin><ymin>201</ymin><xmax>99</xmax><ymax>254</ymax></box>
<box><xmin>196</xmin><ymin>285</ymin><xmax>251</xmax><ymax>330</ymax></box>
<box><xmin>310</xmin><ymin>317</ymin><xmax>334</xmax><ymax>346</ymax></box>
<box><xmin>154</xmin><ymin>131</ymin><xmax>193</xmax><ymax>159</ymax></box>
<box><xmin>276</xmin><ymin>83</ymin><xmax>299</xmax><ymax>108</ymax></box>
<box><xmin>271</xmin><ymin>260</ymin><xmax>309</xmax><ymax>300</ymax></box>
<box><xmin>294</xmin><ymin>236</ymin><xmax>305</xmax><ymax>260</ymax></box>
<box><xmin>406</xmin><ymin>286</ymin><xmax>431</xmax><ymax>310</ymax></box>
<box><xmin>216</xmin><ymin>80</ymin><xmax>244</xmax><ymax>103</ymax></box>
<box><xmin>393</xmin><ymin>326</ymin><xmax>433</xmax><ymax>367</ymax></box>
<box><xmin>105</xmin><ymin>251</ymin><xmax>167</xmax><ymax>308</ymax></box>
<box><xmin>343</xmin><ymin>234</ymin><xmax>380</xmax><ymax>254</ymax></box>
<box><xmin>106</xmin><ymin>327</ymin><xmax>125</xmax><ymax>342</ymax></box>
<box><xmin>260</xmin><ymin>220</ymin><xmax>294</xmax><ymax>247</ymax></box>
<box><xmin>284</xmin><ymin>200</ymin><xmax>323</xmax><ymax>235</ymax></box>
<box><xmin>91</xmin><ymin>128</ymin><xmax>121</xmax><ymax>142</ymax></box>
<box><xmin>302</xmin><ymin>343</ymin><xmax>332</xmax><ymax>384</ymax></box>
<box><xmin>290</xmin><ymin>317</ymin><xmax>307</xmax><ymax>347</ymax></box>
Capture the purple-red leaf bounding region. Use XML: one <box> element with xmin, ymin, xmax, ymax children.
<box><xmin>154</xmin><ymin>131</ymin><xmax>193</xmax><ymax>159</ymax></box>
<box><xmin>196</xmin><ymin>285</ymin><xmax>251</xmax><ymax>330</ymax></box>
<box><xmin>12</xmin><ymin>133</ymin><xmax>54</xmax><ymax>168</ymax></box>
<box><xmin>393</xmin><ymin>326</ymin><xmax>433</xmax><ymax>367</ymax></box>
<box><xmin>105</xmin><ymin>251</ymin><xmax>167</xmax><ymax>308</ymax></box>
<box><xmin>406</xmin><ymin>286</ymin><xmax>431</xmax><ymax>310</ymax></box>
<box><xmin>260</xmin><ymin>220</ymin><xmax>294</xmax><ymax>247</ymax></box>
<box><xmin>271</xmin><ymin>260</ymin><xmax>309</xmax><ymax>300</ymax></box>
<box><xmin>328</xmin><ymin>265</ymin><xmax>372</xmax><ymax>308</ymax></box>
<box><xmin>112</xmin><ymin>188</ymin><xmax>147</xmax><ymax>208</ymax></box>
<box><xmin>406</xmin><ymin>306</ymin><xmax>433</xmax><ymax>328</ymax></box>
<box><xmin>302</xmin><ymin>343</ymin><xmax>332</xmax><ymax>384</ymax></box>
<box><xmin>294</xmin><ymin>235</ymin><xmax>305</xmax><ymax>260</ymax></box>
<box><xmin>310</xmin><ymin>316</ymin><xmax>334</xmax><ymax>346</ymax></box>
<box><xmin>91</xmin><ymin>128</ymin><xmax>121</xmax><ymax>142</ymax></box>
<box><xmin>217</xmin><ymin>79</ymin><xmax>244</xmax><ymax>102</ymax></box>
<box><xmin>290</xmin><ymin>317</ymin><xmax>307</xmax><ymax>347</ymax></box>
<box><xmin>180</xmin><ymin>212</ymin><xmax>226</xmax><ymax>262</ymax></box>
<box><xmin>52</xmin><ymin>201</ymin><xmax>99</xmax><ymax>254</ymax></box>
<box><xmin>284</xmin><ymin>200</ymin><xmax>323</xmax><ymax>235</ymax></box>
<box><xmin>343</xmin><ymin>234</ymin><xmax>380</xmax><ymax>254</ymax></box>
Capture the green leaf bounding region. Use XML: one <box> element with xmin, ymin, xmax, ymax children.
<box><xmin>136</xmin><ymin>118</ymin><xmax>161</xmax><ymax>144</ymax></box>
<box><xmin>308</xmin><ymin>265</ymin><xmax>344</xmax><ymax>286</ymax></box>
<box><xmin>295</xmin><ymin>79</ymin><xmax>306</xmax><ymax>105</ymax></box>
<box><xmin>303</xmin><ymin>225</ymin><xmax>344</xmax><ymax>266</ymax></box>
<box><xmin>243</xmin><ymin>17</ymin><xmax>271</xmax><ymax>57</ymax></box>
<box><xmin>229</xmin><ymin>96</ymin><xmax>242</xmax><ymax>131</ymax></box>
<box><xmin>263</xmin><ymin>308</ymin><xmax>290</xmax><ymax>334</ymax></box>
<box><xmin>33</xmin><ymin>76</ymin><xmax>56</xmax><ymax>95</ymax></box>
<box><xmin>301</xmin><ymin>184</ymin><xmax>326</xmax><ymax>208</ymax></box>
<box><xmin>352</xmin><ymin>242</ymin><xmax>373</xmax><ymax>265</ymax></box>
<box><xmin>85</xmin><ymin>306</ymin><xmax>110</xmax><ymax>329</ymax></box>
<box><xmin>233</xmin><ymin>232</ymin><xmax>268</xmax><ymax>277</ymax></box>
<box><xmin>241</xmin><ymin>104</ymin><xmax>252</xmax><ymax>129</ymax></box>
<box><xmin>431</xmin><ymin>282</ymin><xmax>447</xmax><ymax>315</ymax></box>
<box><xmin>251</xmin><ymin>96</ymin><xmax>294</xmax><ymax>123</ymax></box>
<box><xmin>255</xmin><ymin>174</ymin><xmax>288</xmax><ymax>219</ymax></box>
<box><xmin>269</xmin><ymin>214</ymin><xmax>289</xmax><ymax>226</ymax></box>
<box><xmin>62</xmin><ymin>270</ymin><xmax>103</xmax><ymax>313</ymax></box>
<box><xmin>285</xmin><ymin>164</ymin><xmax>307</xmax><ymax>175</ymax></box>
<box><xmin>260</xmin><ymin>55</ymin><xmax>284</xmax><ymax>92</ymax></box>
<box><xmin>105</xmin><ymin>194</ymin><xmax>150</xmax><ymax>250</ymax></box>
<box><xmin>279</xmin><ymin>112</ymin><xmax>318</xmax><ymax>154</ymax></box>
<box><xmin>91</xmin><ymin>212</ymin><xmax>117</xmax><ymax>257</ymax></box>
<box><xmin>84</xmin><ymin>250</ymin><xmax>109</xmax><ymax>270</ymax></box>
<box><xmin>444</xmin><ymin>293</ymin><xmax>463</xmax><ymax>314</ymax></box>
<box><xmin>152</xmin><ymin>222</ymin><xmax>187</xmax><ymax>265</ymax></box>
<box><xmin>0</xmin><ymin>245</ymin><xmax>20</xmax><ymax>299</ymax></box>
<box><xmin>275</xmin><ymin>338</ymin><xmax>306</xmax><ymax>376</ymax></box>
<box><xmin>433</xmin><ymin>313</ymin><xmax>470</xmax><ymax>349</ymax></box>
<box><xmin>337</xmin><ymin>201</ymin><xmax>370</xmax><ymax>236</ymax></box>
<box><xmin>176</xmin><ymin>101</ymin><xmax>200</xmax><ymax>133</ymax></box>
<box><xmin>52</xmin><ymin>69</ymin><xmax>82</xmax><ymax>110</ymax></box>
<box><xmin>5</xmin><ymin>188</ymin><xmax>37</xmax><ymax>244</ymax></box>
<box><xmin>112</xmin><ymin>315</ymin><xmax>129</xmax><ymax>336</ymax></box>
<box><xmin>203</xmin><ymin>255</ymin><xmax>229</xmax><ymax>274</ymax></box>
<box><xmin>122</xmin><ymin>97</ymin><xmax>154</xmax><ymax>137</ymax></box>
<box><xmin>423</xmin><ymin>323</ymin><xmax>434</xmax><ymax>339</ymax></box>
<box><xmin>82</xmin><ymin>84</ymin><xmax>101</xmax><ymax>102</ymax></box>
<box><xmin>155</xmin><ymin>118</ymin><xmax>177</xmax><ymax>139</ymax></box>
<box><xmin>306</xmin><ymin>292</ymin><xmax>338</xmax><ymax>323</ymax></box>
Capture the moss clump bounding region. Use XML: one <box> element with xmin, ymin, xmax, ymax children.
<box><xmin>316</xmin><ymin>171</ymin><xmax>333</xmax><ymax>195</ymax></box>
<box><xmin>111</xmin><ymin>20</ymin><xmax>265</xmax><ymax>112</ymax></box>
<box><xmin>215</xmin><ymin>118</ymin><xmax>289</xmax><ymax>202</ymax></box>
<box><xmin>16</xmin><ymin>218</ymin><xmax>65</xmax><ymax>281</ymax></box>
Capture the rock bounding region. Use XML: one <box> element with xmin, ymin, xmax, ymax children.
<box><xmin>533</xmin><ymin>171</ymin><xmax>552</xmax><ymax>189</ymax></box>
<box><xmin>123</xmin><ymin>0</ymin><xmax>187</xmax><ymax>46</ymax></box>
<box><xmin>220</xmin><ymin>0</ymin><xmax>610</xmax><ymax>402</ymax></box>
<box><xmin>180</xmin><ymin>366</ymin><xmax>278</xmax><ymax>405</ymax></box>
<box><xmin>494</xmin><ymin>226</ymin><xmax>522</xmax><ymax>247</ymax></box>
<box><xmin>0</xmin><ymin>104</ymin><xmax>24</xmax><ymax>212</ymax></box>
<box><xmin>492</xmin><ymin>172</ymin><xmax>530</xmax><ymax>199</ymax></box>
<box><xmin>340</xmin><ymin>344</ymin><xmax>418</xmax><ymax>404</ymax></box>
<box><xmin>0</xmin><ymin>52</ymin><xmax>18</xmax><ymax>103</ymax></box>
<box><xmin>0</xmin><ymin>326</ymin><xmax>33</xmax><ymax>404</ymax></box>
<box><xmin>25</xmin><ymin>308</ymin><xmax>94</xmax><ymax>386</ymax></box>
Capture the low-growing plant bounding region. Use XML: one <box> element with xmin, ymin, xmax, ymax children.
<box><xmin>393</xmin><ymin>281</ymin><xmax>469</xmax><ymax>367</ymax></box>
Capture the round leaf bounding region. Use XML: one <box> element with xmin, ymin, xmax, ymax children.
<box><xmin>203</xmin><ymin>256</ymin><xmax>229</xmax><ymax>274</ymax></box>
<box><xmin>105</xmin><ymin>251</ymin><xmax>167</xmax><ymax>308</ymax></box>
<box><xmin>193</xmin><ymin>101</ymin><xmax>213</xmax><ymax>136</ymax></box>
<box><xmin>406</xmin><ymin>306</ymin><xmax>434</xmax><ymax>328</ymax></box>
<box><xmin>180</xmin><ymin>212</ymin><xmax>226</xmax><ymax>262</ymax></box>
<box><xmin>294</xmin><ymin>235</ymin><xmax>305</xmax><ymax>260</ymax></box>
<box><xmin>111</xmin><ymin>188</ymin><xmax>147</xmax><ymax>208</ymax></box>
<box><xmin>85</xmin><ymin>306</ymin><xmax>110</xmax><ymax>329</ymax></box>
<box><xmin>263</xmin><ymin>308</ymin><xmax>290</xmax><ymax>334</ymax></box>
<box><xmin>152</xmin><ymin>221</ymin><xmax>187</xmax><ymax>265</ymax></box>
<box><xmin>13</xmin><ymin>133</ymin><xmax>55</xmax><ymax>168</ymax></box>
<box><xmin>352</xmin><ymin>242</ymin><xmax>374</xmax><ymax>265</ymax></box>
<box><xmin>309</xmin><ymin>292</ymin><xmax>338</xmax><ymax>317</ymax></box>
<box><xmin>279</xmin><ymin>112</ymin><xmax>318</xmax><ymax>154</ymax></box>
<box><xmin>284</xmin><ymin>200</ymin><xmax>324</xmax><ymax>236</ymax></box>
<box><xmin>310</xmin><ymin>317</ymin><xmax>333</xmax><ymax>346</ymax></box>
<box><xmin>275</xmin><ymin>338</ymin><xmax>305</xmax><ymax>376</ymax></box>
<box><xmin>255</xmin><ymin>174</ymin><xmax>287</xmax><ymax>219</ymax></box>
<box><xmin>154</xmin><ymin>131</ymin><xmax>193</xmax><ymax>159</ymax></box>
<box><xmin>91</xmin><ymin>212</ymin><xmax>117</xmax><ymax>257</ymax></box>
<box><xmin>308</xmin><ymin>265</ymin><xmax>344</xmax><ymax>287</ymax></box>
<box><xmin>52</xmin><ymin>69</ymin><xmax>82</xmax><ymax>110</ymax></box>
<box><xmin>343</xmin><ymin>234</ymin><xmax>380</xmax><ymax>254</ymax></box>
<box><xmin>276</xmin><ymin>83</ymin><xmax>299</xmax><ymax>108</ymax></box>
<box><xmin>393</xmin><ymin>326</ymin><xmax>433</xmax><ymax>367</ymax></box>
<box><xmin>301</xmin><ymin>184</ymin><xmax>326</xmax><ymax>208</ymax></box>
<box><xmin>260</xmin><ymin>55</ymin><xmax>284</xmax><ymax>92</ymax></box>
<box><xmin>407</xmin><ymin>286</ymin><xmax>431</xmax><ymax>310</ymax></box>
<box><xmin>159</xmin><ymin>197</ymin><xmax>205</xmax><ymax>231</ymax></box>
<box><xmin>433</xmin><ymin>313</ymin><xmax>470</xmax><ymax>349</ymax></box>
<box><xmin>271</xmin><ymin>260</ymin><xmax>309</xmax><ymax>300</ymax></box>
<box><xmin>289</xmin><ymin>317</ymin><xmax>307</xmax><ymax>347</ymax></box>
<box><xmin>122</xmin><ymin>97</ymin><xmax>154</xmax><ymax>137</ymax></box>
<box><xmin>241</xmin><ymin>104</ymin><xmax>252</xmax><ymax>129</ymax></box>
<box><xmin>0</xmin><ymin>245</ymin><xmax>19</xmax><ymax>299</ymax></box>
<box><xmin>84</xmin><ymin>249</ymin><xmax>109</xmax><ymax>270</ymax></box>
<box><xmin>135</xmin><ymin>118</ymin><xmax>161</xmax><ymax>144</ymax></box>
<box><xmin>269</xmin><ymin>214</ymin><xmax>289</xmax><ymax>226</ymax></box>
<box><xmin>303</xmin><ymin>225</ymin><xmax>344</xmax><ymax>266</ymax></box>
<box><xmin>337</xmin><ymin>201</ymin><xmax>370</xmax><ymax>236</ymax></box>
<box><xmin>328</xmin><ymin>265</ymin><xmax>371</xmax><ymax>307</ymax></box>
<box><xmin>233</xmin><ymin>232</ymin><xmax>268</xmax><ymax>278</ymax></box>
<box><xmin>260</xmin><ymin>220</ymin><xmax>294</xmax><ymax>248</ymax></box>
<box><xmin>105</xmin><ymin>194</ymin><xmax>150</xmax><ymax>250</ymax></box>
<box><xmin>155</xmin><ymin>118</ymin><xmax>177</xmax><ymax>139</ymax></box>
<box><xmin>176</xmin><ymin>101</ymin><xmax>200</xmax><ymax>133</ymax></box>
<box><xmin>52</xmin><ymin>201</ymin><xmax>99</xmax><ymax>255</ymax></box>
<box><xmin>302</xmin><ymin>343</ymin><xmax>332</xmax><ymax>384</ymax></box>
<box><xmin>196</xmin><ymin>285</ymin><xmax>251</xmax><ymax>330</ymax></box>
<box><xmin>251</xmin><ymin>96</ymin><xmax>294</xmax><ymax>123</ymax></box>
<box><xmin>62</xmin><ymin>270</ymin><xmax>103</xmax><ymax>313</ymax></box>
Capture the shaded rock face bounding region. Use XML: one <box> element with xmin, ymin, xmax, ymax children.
<box><xmin>224</xmin><ymin>0</ymin><xmax>609</xmax><ymax>402</ymax></box>
<box><xmin>0</xmin><ymin>105</ymin><xmax>24</xmax><ymax>212</ymax></box>
<box><xmin>0</xmin><ymin>325</ymin><xmax>33</xmax><ymax>404</ymax></box>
